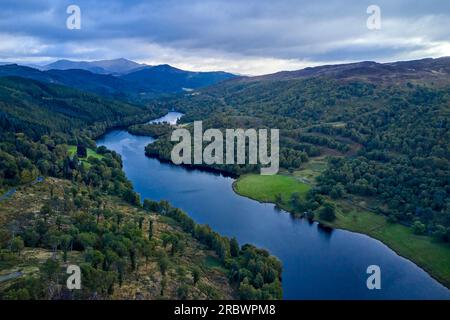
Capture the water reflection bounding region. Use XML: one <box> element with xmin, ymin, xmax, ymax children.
<box><xmin>96</xmin><ymin>114</ymin><xmax>450</xmax><ymax>300</ymax></box>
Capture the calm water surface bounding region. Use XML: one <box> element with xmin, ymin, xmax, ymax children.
<box><xmin>97</xmin><ymin>112</ymin><xmax>450</xmax><ymax>300</ymax></box>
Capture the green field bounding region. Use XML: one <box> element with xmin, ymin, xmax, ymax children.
<box><xmin>233</xmin><ymin>174</ymin><xmax>311</xmax><ymax>204</ymax></box>
<box><xmin>67</xmin><ymin>145</ymin><xmax>104</xmax><ymax>169</ymax></box>
<box><xmin>233</xmin><ymin>170</ymin><xmax>450</xmax><ymax>288</ymax></box>
<box><xmin>67</xmin><ymin>145</ymin><xmax>104</xmax><ymax>160</ymax></box>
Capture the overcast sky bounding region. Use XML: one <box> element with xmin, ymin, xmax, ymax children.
<box><xmin>0</xmin><ymin>0</ymin><xmax>449</xmax><ymax>75</ymax></box>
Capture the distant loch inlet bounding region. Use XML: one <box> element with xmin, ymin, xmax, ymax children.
<box><xmin>147</xmin><ymin>111</ymin><xmax>184</xmax><ymax>125</ymax></box>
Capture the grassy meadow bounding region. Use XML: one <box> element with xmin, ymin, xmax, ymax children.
<box><xmin>233</xmin><ymin>164</ymin><xmax>450</xmax><ymax>289</ymax></box>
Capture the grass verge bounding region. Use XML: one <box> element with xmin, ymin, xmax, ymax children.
<box><xmin>233</xmin><ymin>174</ymin><xmax>310</xmax><ymax>204</ymax></box>
<box><xmin>233</xmin><ymin>171</ymin><xmax>450</xmax><ymax>289</ymax></box>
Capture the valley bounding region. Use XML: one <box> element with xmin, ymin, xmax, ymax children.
<box><xmin>1</xmin><ymin>56</ymin><xmax>449</xmax><ymax>300</ymax></box>
<box><xmin>96</xmin><ymin>114</ymin><xmax>450</xmax><ymax>298</ymax></box>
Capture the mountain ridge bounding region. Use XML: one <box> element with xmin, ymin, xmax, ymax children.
<box><xmin>237</xmin><ymin>56</ymin><xmax>450</xmax><ymax>84</ymax></box>
<box><xmin>0</xmin><ymin>62</ymin><xmax>238</xmax><ymax>101</ymax></box>
<box><xmin>42</xmin><ymin>58</ymin><xmax>146</xmax><ymax>75</ymax></box>
<box><xmin>121</xmin><ymin>64</ymin><xmax>237</xmax><ymax>92</ymax></box>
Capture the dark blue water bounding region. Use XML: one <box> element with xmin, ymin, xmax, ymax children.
<box><xmin>97</xmin><ymin>113</ymin><xmax>450</xmax><ymax>300</ymax></box>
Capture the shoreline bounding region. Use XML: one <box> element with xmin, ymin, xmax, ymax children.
<box><xmin>144</xmin><ymin>152</ymin><xmax>240</xmax><ymax>179</ymax></box>
<box><xmin>232</xmin><ymin>176</ymin><xmax>450</xmax><ymax>290</ymax></box>
<box><xmin>106</xmin><ymin>116</ymin><xmax>450</xmax><ymax>293</ymax></box>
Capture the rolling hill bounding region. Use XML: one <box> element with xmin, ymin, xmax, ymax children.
<box><xmin>0</xmin><ymin>76</ymin><xmax>147</xmax><ymax>137</ymax></box>
<box><xmin>241</xmin><ymin>57</ymin><xmax>450</xmax><ymax>84</ymax></box>
<box><xmin>0</xmin><ymin>62</ymin><xmax>238</xmax><ymax>102</ymax></box>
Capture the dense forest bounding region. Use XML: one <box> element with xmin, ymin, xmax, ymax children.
<box><xmin>0</xmin><ymin>76</ymin><xmax>281</xmax><ymax>299</ymax></box>
<box><xmin>0</xmin><ymin>63</ymin><xmax>236</xmax><ymax>104</ymax></box>
<box><xmin>0</xmin><ymin>76</ymin><xmax>168</xmax><ymax>139</ymax></box>
<box><xmin>1</xmin><ymin>56</ymin><xmax>449</xmax><ymax>299</ymax></box>
<box><xmin>145</xmin><ymin>58</ymin><xmax>450</xmax><ymax>242</ymax></box>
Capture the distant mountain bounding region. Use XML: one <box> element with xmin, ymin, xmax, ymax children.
<box><xmin>0</xmin><ymin>62</ymin><xmax>42</xmax><ymax>69</ymax></box>
<box><xmin>43</xmin><ymin>58</ymin><xmax>146</xmax><ymax>75</ymax></box>
<box><xmin>0</xmin><ymin>62</ymin><xmax>238</xmax><ymax>102</ymax></box>
<box><xmin>0</xmin><ymin>64</ymin><xmax>54</xmax><ymax>82</ymax></box>
<box><xmin>244</xmin><ymin>57</ymin><xmax>450</xmax><ymax>84</ymax></box>
<box><xmin>121</xmin><ymin>64</ymin><xmax>237</xmax><ymax>92</ymax></box>
<box><xmin>0</xmin><ymin>64</ymin><xmax>136</xmax><ymax>100</ymax></box>
<box><xmin>43</xmin><ymin>60</ymin><xmax>109</xmax><ymax>74</ymax></box>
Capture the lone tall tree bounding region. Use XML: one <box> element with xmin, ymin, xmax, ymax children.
<box><xmin>76</xmin><ymin>144</ymin><xmax>87</xmax><ymax>158</ymax></box>
<box><xmin>318</xmin><ymin>203</ymin><xmax>336</xmax><ymax>222</ymax></box>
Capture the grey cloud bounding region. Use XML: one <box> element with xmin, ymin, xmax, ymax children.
<box><xmin>0</xmin><ymin>0</ymin><xmax>449</xmax><ymax>73</ymax></box>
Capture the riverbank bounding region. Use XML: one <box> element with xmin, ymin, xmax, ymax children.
<box><xmin>125</xmin><ymin>112</ymin><xmax>450</xmax><ymax>290</ymax></box>
<box><xmin>233</xmin><ymin>173</ymin><xmax>450</xmax><ymax>289</ymax></box>
<box><xmin>130</xmin><ymin>114</ymin><xmax>450</xmax><ymax>290</ymax></box>
<box><xmin>145</xmin><ymin>153</ymin><xmax>239</xmax><ymax>178</ymax></box>
<box><xmin>97</xmin><ymin>124</ymin><xmax>450</xmax><ymax>298</ymax></box>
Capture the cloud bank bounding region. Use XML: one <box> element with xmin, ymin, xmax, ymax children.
<box><xmin>0</xmin><ymin>0</ymin><xmax>449</xmax><ymax>75</ymax></box>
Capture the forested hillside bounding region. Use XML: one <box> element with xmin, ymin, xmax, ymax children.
<box><xmin>0</xmin><ymin>76</ymin><xmax>282</xmax><ymax>300</ymax></box>
<box><xmin>0</xmin><ymin>65</ymin><xmax>137</xmax><ymax>101</ymax></box>
<box><xmin>0</xmin><ymin>176</ymin><xmax>282</xmax><ymax>300</ymax></box>
<box><xmin>0</xmin><ymin>76</ymin><xmax>156</xmax><ymax>138</ymax></box>
<box><xmin>145</xmin><ymin>57</ymin><xmax>450</xmax><ymax>242</ymax></box>
<box><xmin>1</xmin><ymin>56</ymin><xmax>449</xmax><ymax>299</ymax></box>
<box><xmin>0</xmin><ymin>63</ymin><xmax>237</xmax><ymax>103</ymax></box>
